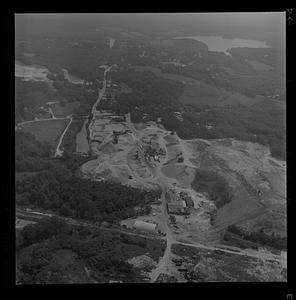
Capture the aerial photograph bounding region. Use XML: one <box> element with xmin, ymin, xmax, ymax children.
<box><xmin>15</xmin><ymin>12</ymin><xmax>286</xmax><ymax>284</ymax></box>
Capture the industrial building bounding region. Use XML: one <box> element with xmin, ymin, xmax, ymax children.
<box><xmin>167</xmin><ymin>203</ymin><xmax>183</xmax><ymax>214</ymax></box>
<box><xmin>166</xmin><ymin>189</ymin><xmax>191</xmax><ymax>215</ymax></box>
<box><xmin>167</xmin><ymin>202</ymin><xmax>189</xmax><ymax>215</ymax></box>
<box><xmin>133</xmin><ymin>220</ymin><xmax>157</xmax><ymax>232</ymax></box>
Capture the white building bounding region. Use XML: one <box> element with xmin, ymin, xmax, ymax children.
<box><xmin>133</xmin><ymin>220</ymin><xmax>157</xmax><ymax>232</ymax></box>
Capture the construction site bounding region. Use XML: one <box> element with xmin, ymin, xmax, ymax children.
<box><xmin>76</xmin><ymin>63</ymin><xmax>286</xmax><ymax>282</ymax></box>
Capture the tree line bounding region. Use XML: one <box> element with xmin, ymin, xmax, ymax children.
<box><xmin>16</xmin><ymin>217</ymin><xmax>165</xmax><ymax>284</ymax></box>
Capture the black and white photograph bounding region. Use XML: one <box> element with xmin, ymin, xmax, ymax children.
<box><xmin>14</xmin><ymin>12</ymin><xmax>287</xmax><ymax>285</ymax></box>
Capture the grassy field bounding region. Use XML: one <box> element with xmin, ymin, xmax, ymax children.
<box><xmin>21</xmin><ymin>119</ymin><xmax>69</xmax><ymax>148</ymax></box>
<box><xmin>51</xmin><ymin>101</ymin><xmax>80</xmax><ymax>118</ymax></box>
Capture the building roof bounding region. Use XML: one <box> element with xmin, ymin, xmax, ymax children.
<box><xmin>134</xmin><ymin>220</ymin><xmax>157</xmax><ymax>232</ymax></box>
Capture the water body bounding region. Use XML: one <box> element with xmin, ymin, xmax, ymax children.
<box><xmin>175</xmin><ymin>36</ymin><xmax>270</xmax><ymax>53</ymax></box>
<box><xmin>62</xmin><ymin>68</ymin><xmax>84</xmax><ymax>84</ymax></box>
<box><xmin>76</xmin><ymin>119</ymin><xmax>90</xmax><ymax>154</ymax></box>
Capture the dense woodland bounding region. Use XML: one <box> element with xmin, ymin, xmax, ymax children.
<box><xmin>15</xmin><ymin>131</ymin><xmax>53</xmax><ymax>172</ymax></box>
<box><xmin>15</xmin><ymin>17</ymin><xmax>286</xmax><ymax>285</ymax></box>
<box><xmin>16</xmin><ymin>131</ymin><xmax>161</xmax><ymax>222</ymax></box>
<box><xmin>15</xmin><ymin>78</ymin><xmax>58</xmax><ymax>122</ymax></box>
<box><xmin>100</xmin><ymin>68</ymin><xmax>183</xmax><ymax>113</ymax></box>
<box><xmin>16</xmin><ymin>171</ymin><xmax>160</xmax><ymax>222</ymax></box>
<box><xmin>16</xmin><ymin>218</ymin><xmax>165</xmax><ymax>283</ymax></box>
<box><xmin>103</xmin><ymin>68</ymin><xmax>285</xmax><ymax>160</ymax></box>
<box><xmin>15</xmin><ymin>36</ymin><xmax>110</xmax><ymax>82</ymax></box>
<box><xmin>16</xmin><ymin>33</ymin><xmax>285</xmax><ymax>161</ymax></box>
<box><xmin>164</xmin><ymin>102</ymin><xmax>285</xmax><ymax>160</ymax></box>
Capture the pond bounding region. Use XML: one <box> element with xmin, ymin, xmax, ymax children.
<box><xmin>174</xmin><ymin>36</ymin><xmax>270</xmax><ymax>53</ymax></box>
<box><xmin>62</xmin><ymin>68</ymin><xmax>84</xmax><ymax>84</ymax></box>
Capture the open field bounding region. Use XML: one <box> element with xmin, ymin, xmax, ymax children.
<box><xmin>161</xmin><ymin>164</ymin><xmax>196</xmax><ymax>189</ymax></box>
<box><xmin>187</xmin><ymin>138</ymin><xmax>286</xmax><ymax>239</ymax></box>
<box><xmin>171</xmin><ymin>244</ymin><xmax>286</xmax><ymax>282</ymax></box>
<box><xmin>20</xmin><ymin>119</ymin><xmax>69</xmax><ymax>148</ymax></box>
<box><xmin>15</xmin><ymin>60</ymin><xmax>54</xmax><ymax>89</ymax></box>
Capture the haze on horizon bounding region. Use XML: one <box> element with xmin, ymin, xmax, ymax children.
<box><xmin>15</xmin><ymin>12</ymin><xmax>285</xmax><ymax>46</ymax></box>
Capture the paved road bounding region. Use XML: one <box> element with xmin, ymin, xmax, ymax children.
<box><xmin>91</xmin><ymin>65</ymin><xmax>112</xmax><ymax>115</ymax></box>
<box><xmin>54</xmin><ymin>117</ymin><xmax>73</xmax><ymax>157</ymax></box>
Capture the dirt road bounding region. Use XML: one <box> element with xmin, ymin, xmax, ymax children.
<box><xmin>17</xmin><ymin>116</ymin><xmax>69</xmax><ymax>126</ymax></box>
<box><xmin>149</xmin><ymin>188</ymin><xmax>175</xmax><ymax>282</ymax></box>
<box><xmin>16</xmin><ymin>208</ymin><xmax>166</xmax><ymax>242</ymax></box>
